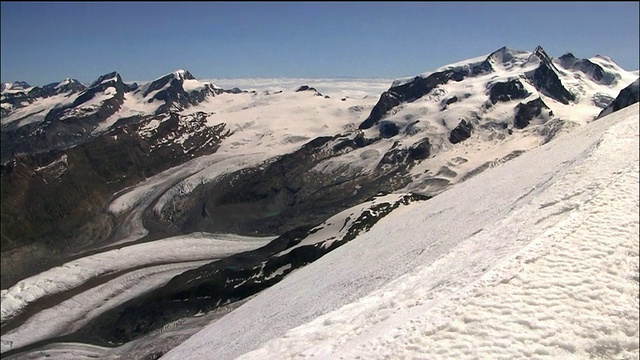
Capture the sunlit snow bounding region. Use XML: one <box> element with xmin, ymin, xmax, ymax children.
<box><xmin>161</xmin><ymin>104</ymin><xmax>639</xmax><ymax>360</ymax></box>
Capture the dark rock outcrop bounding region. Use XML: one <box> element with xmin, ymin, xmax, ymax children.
<box><xmin>489</xmin><ymin>79</ymin><xmax>530</xmax><ymax>104</ymax></box>
<box><xmin>597</xmin><ymin>78</ymin><xmax>639</xmax><ymax>119</ymax></box>
<box><xmin>332</xmin><ymin>132</ymin><xmax>375</xmax><ymax>152</ymax></box>
<box><xmin>408</xmin><ymin>138</ymin><xmax>431</xmax><ymax>160</ymax></box>
<box><xmin>449</xmin><ymin>119</ymin><xmax>474</xmax><ymax>144</ymax></box>
<box><xmin>379</xmin><ymin>121</ymin><xmax>400</xmax><ymax>138</ymax></box>
<box><xmin>527</xmin><ymin>46</ymin><xmax>575</xmax><ymax>105</ymax></box>
<box><xmin>295</xmin><ymin>85</ymin><xmax>323</xmax><ymax>96</ymax></box>
<box><xmin>514</xmin><ymin>97</ymin><xmax>551</xmax><ymax>129</ymax></box>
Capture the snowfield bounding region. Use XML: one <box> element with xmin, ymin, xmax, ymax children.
<box><xmin>161</xmin><ymin>103</ymin><xmax>639</xmax><ymax>360</ymax></box>
<box><xmin>0</xmin><ymin>233</ymin><xmax>273</xmax><ymax>353</ymax></box>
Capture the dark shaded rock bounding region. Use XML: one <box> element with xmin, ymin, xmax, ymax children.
<box><xmin>359</xmin><ymin>91</ymin><xmax>402</xmax><ymax>129</ymax></box>
<box><xmin>441</xmin><ymin>96</ymin><xmax>459</xmax><ymax>110</ymax></box>
<box><xmin>527</xmin><ymin>46</ymin><xmax>575</xmax><ymax>104</ymax></box>
<box><xmin>489</xmin><ymin>79</ymin><xmax>530</xmax><ymax>104</ymax></box>
<box><xmin>127</xmin><ymin>82</ymin><xmax>139</xmax><ymax>92</ymax></box>
<box><xmin>408</xmin><ymin>138</ymin><xmax>431</xmax><ymax>160</ymax></box>
<box><xmin>379</xmin><ymin>122</ymin><xmax>399</xmax><ymax>138</ymax></box>
<box><xmin>597</xmin><ymin>78</ymin><xmax>639</xmax><ymax>119</ymax></box>
<box><xmin>514</xmin><ymin>97</ymin><xmax>551</xmax><ymax>129</ymax></box>
<box><xmin>332</xmin><ymin>132</ymin><xmax>375</xmax><ymax>152</ymax></box>
<box><xmin>295</xmin><ymin>85</ymin><xmax>323</xmax><ymax>96</ymax></box>
<box><xmin>445</xmin><ymin>96</ymin><xmax>459</xmax><ymax>105</ymax></box>
<box><xmin>449</xmin><ymin>119</ymin><xmax>474</xmax><ymax>144</ymax></box>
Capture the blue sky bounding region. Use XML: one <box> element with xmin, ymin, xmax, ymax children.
<box><xmin>1</xmin><ymin>2</ymin><xmax>639</xmax><ymax>86</ymax></box>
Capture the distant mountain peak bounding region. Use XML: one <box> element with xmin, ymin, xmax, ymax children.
<box><xmin>2</xmin><ymin>81</ymin><xmax>31</xmax><ymax>91</ymax></box>
<box><xmin>486</xmin><ymin>46</ymin><xmax>526</xmax><ymax>66</ymax></box>
<box><xmin>173</xmin><ymin>69</ymin><xmax>195</xmax><ymax>80</ymax></box>
<box><xmin>559</xmin><ymin>52</ymin><xmax>576</xmax><ymax>60</ymax></box>
<box><xmin>89</xmin><ymin>72</ymin><xmax>123</xmax><ymax>88</ymax></box>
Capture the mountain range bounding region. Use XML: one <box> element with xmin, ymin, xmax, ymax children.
<box><xmin>1</xmin><ymin>45</ymin><xmax>638</xmax><ymax>359</ymax></box>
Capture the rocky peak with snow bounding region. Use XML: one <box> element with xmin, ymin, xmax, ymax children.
<box><xmin>597</xmin><ymin>77</ymin><xmax>639</xmax><ymax>119</ymax></box>
<box><xmin>42</xmin><ymin>78</ymin><xmax>86</xmax><ymax>96</ymax></box>
<box><xmin>136</xmin><ymin>69</ymin><xmax>223</xmax><ymax>113</ymax></box>
<box><xmin>2</xmin><ymin>81</ymin><xmax>31</xmax><ymax>91</ymax></box>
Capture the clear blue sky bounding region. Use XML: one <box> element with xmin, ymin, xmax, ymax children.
<box><xmin>1</xmin><ymin>2</ymin><xmax>638</xmax><ymax>86</ymax></box>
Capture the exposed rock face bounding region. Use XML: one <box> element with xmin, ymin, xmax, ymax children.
<box><xmin>449</xmin><ymin>119</ymin><xmax>474</xmax><ymax>144</ymax></box>
<box><xmin>408</xmin><ymin>138</ymin><xmax>431</xmax><ymax>160</ymax></box>
<box><xmin>295</xmin><ymin>85</ymin><xmax>323</xmax><ymax>96</ymax></box>
<box><xmin>380</xmin><ymin>121</ymin><xmax>400</xmax><ymax>138</ymax></box>
<box><xmin>527</xmin><ymin>46</ymin><xmax>575</xmax><ymax>105</ymax></box>
<box><xmin>332</xmin><ymin>131</ymin><xmax>375</xmax><ymax>152</ymax></box>
<box><xmin>489</xmin><ymin>79</ymin><xmax>530</xmax><ymax>104</ymax></box>
<box><xmin>514</xmin><ymin>97</ymin><xmax>551</xmax><ymax>129</ymax></box>
<box><xmin>597</xmin><ymin>78</ymin><xmax>639</xmax><ymax>119</ymax></box>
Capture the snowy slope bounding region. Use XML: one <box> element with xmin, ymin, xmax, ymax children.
<box><xmin>162</xmin><ymin>103</ymin><xmax>639</xmax><ymax>360</ymax></box>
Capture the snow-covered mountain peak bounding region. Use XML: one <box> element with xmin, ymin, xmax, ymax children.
<box><xmin>173</xmin><ymin>69</ymin><xmax>195</xmax><ymax>81</ymax></box>
<box><xmin>55</xmin><ymin>78</ymin><xmax>79</xmax><ymax>89</ymax></box>
<box><xmin>1</xmin><ymin>81</ymin><xmax>32</xmax><ymax>92</ymax></box>
<box><xmin>485</xmin><ymin>46</ymin><xmax>530</xmax><ymax>69</ymax></box>
<box><xmin>89</xmin><ymin>71</ymin><xmax>123</xmax><ymax>88</ymax></box>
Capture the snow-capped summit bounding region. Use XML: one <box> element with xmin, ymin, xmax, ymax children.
<box><xmin>2</xmin><ymin>80</ymin><xmax>31</xmax><ymax>91</ymax></box>
<box><xmin>173</xmin><ymin>68</ymin><xmax>195</xmax><ymax>81</ymax></box>
<box><xmin>134</xmin><ymin>69</ymin><xmax>223</xmax><ymax>113</ymax></box>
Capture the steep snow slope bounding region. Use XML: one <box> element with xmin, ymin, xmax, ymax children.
<box><xmin>162</xmin><ymin>103</ymin><xmax>639</xmax><ymax>360</ymax></box>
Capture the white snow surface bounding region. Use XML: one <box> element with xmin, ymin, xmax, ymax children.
<box><xmin>162</xmin><ymin>103</ymin><xmax>639</xmax><ymax>360</ymax></box>
<box><xmin>0</xmin><ymin>232</ymin><xmax>273</xmax><ymax>343</ymax></box>
<box><xmin>209</xmin><ymin>78</ymin><xmax>393</xmax><ymax>99</ymax></box>
<box><xmin>1</xmin><ymin>92</ymin><xmax>76</xmax><ymax>128</ymax></box>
